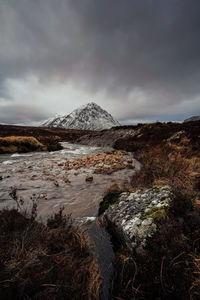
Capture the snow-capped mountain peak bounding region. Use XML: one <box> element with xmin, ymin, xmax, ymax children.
<box><xmin>41</xmin><ymin>102</ymin><xmax>120</xmax><ymax>130</ymax></box>
<box><xmin>41</xmin><ymin>113</ymin><xmax>65</xmax><ymax>127</ymax></box>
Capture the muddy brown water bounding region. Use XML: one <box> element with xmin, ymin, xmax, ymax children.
<box><xmin>0</xmin><ymin>142</ymin><xmax>140</xmax><ymax>299</ymax></box>
<box><xmin>0</xmin><ymin>142</ymin><xmax>140</xmax><ymax>220</ymax></box>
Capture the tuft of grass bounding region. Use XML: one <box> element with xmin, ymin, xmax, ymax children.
<box><xmin>0</xmin><ymin>136</ymin><xmax>46</xmax><ymax>153</ymax></box>
<box><xmin>110</xmin><ymin>121</ymin><xmax>200</xmax><ymax>299</ymax></box>
<box><xmin>131</xmin><ymin>145</ymin><xmax>200</xmax><ymax>209</ymax></box>
<box><xmin>37</xmin><ymin>135</ymin><xmax>63</xmax><ymax>151</ymax></box>
<box><xmin>0</xmin><ymin>135</ymin><xmax>63</xmax><ymax>153</ymax></box>
<box><xmin>0</xmin><ymin>207</ymin><xmax>102</xmax><ymax>300</ymax></box>
<box><xmin>98</xmin><ymin>183</ymin><xmax>122</xmax><ymax>216</ymax></box>
<box><xmin>190</xmin><ymin>255</ymin><xmax>200</xmax><ymax>298</ymax></box>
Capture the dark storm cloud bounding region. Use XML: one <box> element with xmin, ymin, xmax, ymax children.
<box><xmin>68</xmin><ymin>0</ymin><xmax>200</xmax><ymax>100</ymax></box>
<box><xmin>0</xmin><ymin>0</ymin><xmax>200</xmax><ymax>122</ymax></box>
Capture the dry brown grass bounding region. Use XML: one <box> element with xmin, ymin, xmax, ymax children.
<box><xmin>0</xmin><ymin>136</ymin><xmax>44</xmax><ymax>146</ymax></box>
<box><xmin>0</xmin><ymin>136</ymin><xmax>46</xmax><ymax>153</ymax></box>
<box><xmin>0</xmin><ymin>207</ymin><xmax>102</xmax><ymax>300</ymax></box>
<box><xmin>106</xmin><ymin>183</ymin><xmax>122</xmax><ymax>194</ymax></box>
<box><xmin>37</xmin><ymin>135</ymin><xmax>63</xmax><ymax>151</ymax></box>
<box><xmin>191</xmin><ymin>256</ymin><xmax>200</xmax><ymax>299</ymax></box>
<box><xmin>111</xmin><ymin>122</ymin><xmax>200</xmax><ymax>299</ymax></box>
<box><xmin>132</xmin><ymin>145</ymin><xmax>200</xmax><ymax>198</ymax></box>
<box><xmin>130</xmin><ymin>145</ymin><xmax>200</xmax><ymax>299</ymax></box>
<box><xmin>0</xmin><ymin>135</ymin><xmax>64</xmax><ymax>153</ymax></box>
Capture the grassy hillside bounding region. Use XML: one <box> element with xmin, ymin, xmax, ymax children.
<box><xmin>109</xmin><ymin>120</ymin><xmax>200</xmax><ymax>299</ymax></box>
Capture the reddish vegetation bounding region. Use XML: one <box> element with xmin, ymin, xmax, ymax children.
<box><xmin>0</xmin><ymin>208</ymin><xmax>101</xmax><ymax>300</ymax></box>
<box><xmin>116</xmin><ymin>121</ymin><xmax>200</xmax><ymax>204</ymax></box>
<box><xmin>114</xmin><ymin>121</ymin><xmax>200</xmax><ymax>155</ymax></box>
<box><xmin>1</xmin><ymin>121</ymin><xmax>200</xmax><ymax>299</ymax></box>
<box><xmin>108</xmin><ymin>121</ymin><xmax>200</xmax><ymax>299</ymax></box>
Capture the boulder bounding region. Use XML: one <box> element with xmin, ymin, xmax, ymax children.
<box><xmin>103</xmin><ymin>185</ymin><xmax>173</xmax><ymax>251</ymax></box>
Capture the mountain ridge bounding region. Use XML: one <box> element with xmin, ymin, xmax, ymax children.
<box><xmin>184</xmin><ymin>115</ymin><xmax>200</xmax><ymax>123</ymax></box>
<box><xmin>41</xmin><ymin>102</ymin><xmax>120</xmax><ymax>130</ymax></box>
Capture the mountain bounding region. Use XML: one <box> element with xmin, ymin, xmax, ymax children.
<box><xmin>184</xmin><ymin>115</ymin><xmax>200</xmax><ymax>123</ymax></box>
<box><xmin>41</xmin><ymin>102</ymin><xmax>120</xmax><ymax>130</ymax></box>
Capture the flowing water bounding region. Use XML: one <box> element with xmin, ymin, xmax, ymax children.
<box><xmin>0</xmin><ymin>142</ymin><xmax>140</xmax><ymax>219</ymax></box>
<box><xmin>0</xmin><ymin>142</ymin><xmax>140</xmax><ymax>299</ymax></box>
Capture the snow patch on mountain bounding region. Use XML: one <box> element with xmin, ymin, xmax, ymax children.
<box><xmin>41</xmin><ymin>102</ymin><xmax>120</xmax><ymax>130</ymax></box>
<box><xmin>42</xmin><ymin>114</ymin><xmax>65</xmax><ymax>127</ymax></box>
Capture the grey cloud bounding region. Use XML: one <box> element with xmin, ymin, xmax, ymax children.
<box><xmin>0</xmin><ymin>0</ymin><xmax>200</xmax><ymax>121</ymax></box>
<box><xmin>0</xmin><ymin>103</ymin><xmax>49</xmax><ymax>124</ymax></box>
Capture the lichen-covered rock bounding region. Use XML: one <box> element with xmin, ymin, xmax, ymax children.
<box><xmin>104</xmin><ymin>185</ymin><xmax>173</xmax><ymax>251</ymax></box>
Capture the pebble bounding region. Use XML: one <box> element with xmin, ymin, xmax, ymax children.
<box><xmin>85</xmin><ymin>175</ymin><xmax>93</xmax><ymax>182</ymax></box>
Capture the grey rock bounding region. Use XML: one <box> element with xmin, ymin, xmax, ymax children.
<box><xmin>104</xmin><ymin>185</ymin><xmax>173</xmax><ymax>251</ymax></box>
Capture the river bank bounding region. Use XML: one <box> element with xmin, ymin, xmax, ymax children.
<box><xmin>98</xmin><ymin>120</ymin><xmax>200</xmax><ymax>299</ymax></box>
<box><xmin>0</xmin><ymin>124</ymin><xmax>93</xmax><ymax>154</ymax></box>
<box><xmin>0</xmin><ymin>120</ymin><xmax>200</xmax><ymax>299</ymax></box>
<box><xmin>0</xmin><ymin>141</ymin><xmax>139</xmax><ymax>299</ymax></box>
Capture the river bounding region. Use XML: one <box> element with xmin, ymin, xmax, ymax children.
<box><xmin>0</xmin><ymin>142</ymin><xmax>140</xmax><ymax>299</ymax></box>
<box><xmin>0</xmin><ymin>142</ymin><xmax>140</xmax><ymax>220</ymax></box>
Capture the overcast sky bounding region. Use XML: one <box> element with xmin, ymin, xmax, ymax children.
<box><xmin>0</xmin><ymin>0</ymin><xmax>200</xmax><ymax>125</ymax></box>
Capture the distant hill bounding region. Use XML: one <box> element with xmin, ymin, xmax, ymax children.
<box><xmin>41</xmin><ymin>102</ymin><xmax>120</xmax><ymax>130</ymax></box>
<box><xmin>184</xmin><ymin>115</ymin><xmax>200</xmax><ymax>123</ymax></box>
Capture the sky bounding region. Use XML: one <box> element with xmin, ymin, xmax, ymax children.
<box><xmin>0</xmin><ymin>0</ymin><xmax>200</xmax><ymax>125</ymax></box>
